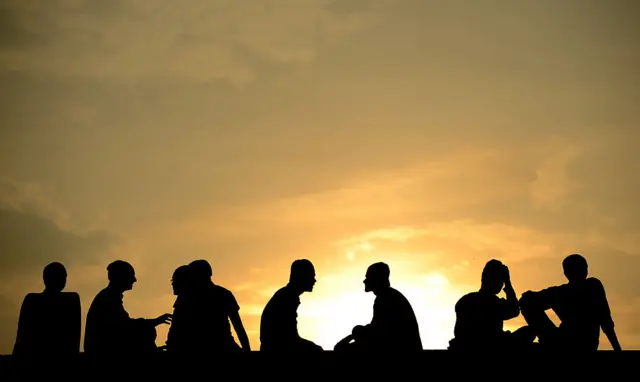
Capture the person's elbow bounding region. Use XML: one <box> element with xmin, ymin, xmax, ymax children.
<box><xmin>504</xmin><ymin>306</ymin><xmax>520</xmax><ymax>320</ymax></box>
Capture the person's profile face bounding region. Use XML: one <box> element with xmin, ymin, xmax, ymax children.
<box><xmin>303</xmin><ymin>269</ymin><xmax>316</xmax><ymax>292</ymax></box>
<box><xmin>123</xmin><ymin>270</ymin><xmax>137</xmax><ymax>291</ymax></box>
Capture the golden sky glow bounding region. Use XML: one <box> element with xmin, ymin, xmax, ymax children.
<box><xmin>1</xmin><ymin>0</ymin><xmax>639</xmax><ymax>352</ymax></box>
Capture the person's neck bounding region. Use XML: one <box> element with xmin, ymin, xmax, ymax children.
<box><xmin>106</xmin><ymin>284</ymin><xmax>125</xmax><ymax>295</ymax></box>
<box><xmin>372</xmin><ymin>285</ymin><xmax>390</xmax><ymax>296</ymax></box>
<box><xmin>286</xmin><ymin>283</ymin><xmax>305</xmax><ymax>296</ymax></box>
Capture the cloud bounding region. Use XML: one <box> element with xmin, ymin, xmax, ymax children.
<box><xmin>0</xmin><ymin>178</ymin><xmax>119</xmax><ymax>280</ymax></box>
<box><xmin>0</xmin><ymin>207</ymin><xmax>117</xmax><ymax>277</ymax></box>
<box><xmin>0</xmin><ymin>0</ymin><xmax>383</xmax><ymax>84</ymax></box>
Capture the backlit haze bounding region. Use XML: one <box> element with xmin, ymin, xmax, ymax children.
<box><xmin>1</xmin><ymin>0</ymin><xmax>639</xmax><ymax>352</ymax></box>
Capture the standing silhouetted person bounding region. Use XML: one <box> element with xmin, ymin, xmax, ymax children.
<box><xmin>184</xmin><ymin>259</ymin><xmax>251</xmax><ymax>353</ymax></box>
<box><xmin>519</xmin><ymin>254</ymin><xmax>622</xmax><ymax>351</ymax></box>
<box><xmin>448</xmin><ymin>259</ymin><xmax>534</xmax><ymax>351</ymax></box>
<box><xmin>260</xmin><ymin>259</ymin><xmax>323</xmax><ymax>352</ymax></box>
<box><xmin>335</xmin><ymin>262</ymin><xmax>422</xmax><ymax>352</ymax></box>
<box><xmin>13</xmin><ymin>262</ymin><xmax>81</xmax><ymax>357</ymax></box>
<box><xmin>165</xmin><ymin>265</ymin><xmax>193</xmax><ymax>354</ymax></box>
<box><xmin>84</xmin><ymin>260</ymin><xmax>172</xmax><ymax>356</ymax></box>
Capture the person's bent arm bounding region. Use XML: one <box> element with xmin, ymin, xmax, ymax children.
<box><xmin>230</xmin><ymin>310</ymin><xmax>251</xmax><ymax>351</ymax></box>
<box><xmin>501</xmin><ymin>266</ymin><xmax>520</xmax><ymax>320</ymax></box>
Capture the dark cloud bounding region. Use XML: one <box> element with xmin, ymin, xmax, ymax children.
<box><xmin>0</xmin><ymin>4</ymin><xmax>47</xmax><ymax>49</ymax></box>
<box><xmin>0</xmin><ymin>207</ymin><xmax>118</xmax><ymax>277</ymax></box>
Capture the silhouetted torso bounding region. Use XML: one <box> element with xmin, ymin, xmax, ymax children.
<box><xmin>452</xmin><ymin>290</ymin><xmax>518</xmax><ymax>350</ymax></box>
<box><xmin>368</xmin><ymin>287</ymin><xmax>422</xmax><ymax>351</ymax></box>
<box><xmin>533</xmin><ymin>277</ymin><xmax>612</xmax><ymax>350</ymax></box>
<box><xmin>188</xmin><ymin>282</ymin><xmax>240</xmax><ymax>352</ymax></box>
<box><xmin>260</xmin><ymin>285</ymin><xmax>302</xmax><ymax>350</ymax></box>
<box><xmin>84</xmin><ymin>287</ymin><xmax>156</xmax><ymax>356</ymax></box>
<box><xmin>13</xmin><ymin>292</ymin><xmax>81</xmax><ymax>357</ymax></box>
<box><xmin>166</xmin><ymin>294</ymin><xmax>193</xmax><ymax>354</ymax></box>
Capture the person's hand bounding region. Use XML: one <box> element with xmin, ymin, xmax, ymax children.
<box><xmin>153</xmin><ymin>313</ymin><xmax>172</xmax><ymax>326</ymax></box>
<box><xmin>503</xmin><ymin>264</ymin><xmax>511</xmax><ymax>281</ymax></box>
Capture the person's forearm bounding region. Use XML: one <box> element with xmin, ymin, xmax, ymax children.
<box><xmin>603</xmin><ymin>326</ymin><xmax>622</xmax><ymax>351</ymax></box>
<box><xmin>237</xmin><ymin>329</ymin><xmax>251</xmax><ymax>350</ymax></box>
<box><xmin>504</xmin><ymin>280</ymin><xmax>517</xmax><ymax>302</ymax></box>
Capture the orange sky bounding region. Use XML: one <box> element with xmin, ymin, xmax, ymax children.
<box><xmin>1</xmin><ymin>0</ymin><xmax>639</xmax><ymax>352</ymax></box>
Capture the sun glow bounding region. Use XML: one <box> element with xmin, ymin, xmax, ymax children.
<box><xmin>295</xmin><ymin>260</ymin><xmax>463</xmax><ymax>350</ymax></box>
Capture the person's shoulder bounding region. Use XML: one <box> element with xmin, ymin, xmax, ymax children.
<box><xmin>23</xmin><ymin>292</ymin><xmax>39</xmax><ymax>301</ymax></box>
<box><xmin>60</xmin><ymin>291</ymin><xmax>80</xmax><ymax>300</ymax></box>
<box><xmin>586</xmin><ymin>277</ymin><xmax>604</xmax><ymax>285</ymax></box>
<box><xmin>585</xmin><ymin>277</ymin><xmax>606</xmax><ymax>291</ymax></box>
<box><xmin>212</xmin><ymin>284</ymin><xmax>233</xmax><ymax>295</ymax></box>
<box><xmin>455</xmin><ymin>291</ymin><xmax>484</xmax><ymax>310</ymax></box>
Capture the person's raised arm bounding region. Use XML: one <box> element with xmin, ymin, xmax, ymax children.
<box><xmin>501</xmin><ymin>265</ymin><xmax>520</xmax><ymax>320</ymax></box>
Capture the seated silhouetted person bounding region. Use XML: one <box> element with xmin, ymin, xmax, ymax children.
<box><xmin>448</xmin><ymin>259</ymin><xmax>534</xmax><ymax>351</ymax></box>
<box><xmin>13</xmin><ymin>262</ymin><xmax>81</xmax><ymax>357</ymax></box>
<box><xmin>519</xmin><ymin>254</ymin><xmax>622</xmax><ymax>351</ymax></box>
<box><xmin>165</xmin><ymin>265</ymin><xmax>193</xmax><ymax>354</ymax></box>
<box><xmin>260</xmin><ymin>259</ymin><xmax>323</xmax><ymax>352</ymax></box>
<box><xmin>84</xmin><ymin>260</ymin><xmax>172</xmax><ymax>356</ymax></box>
<box><xmin>183</xmin><ymin>259</ymin><xmax>251</xmax><ymax>353</ymax></box>
<box><xmin>335</xmin><ymin>262</ymin><xmax>422</xmax><ymax>352</ymax></box>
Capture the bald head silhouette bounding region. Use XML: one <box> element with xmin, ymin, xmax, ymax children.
<box><xmin>289</xmin><ymin>259</ymin><xmax>316</xmax><ymax>292</ymax></box>
<box><xmin>563</xmin><ymin>254</ymin><xmax>588</xmax><ymax>283</ymax></box>
<box><xmin>107</xmin><ymin>260</ymin><xmax>137</xmax><ymax>292</ymax></box>
<box><xmin>43</xmin><ymin>262</ymin><xmax>67</xmax><ymax>293</ymax></box>
<box><xmin>364</xmin><ymin>262</ymin><xmax>391</xmax><ymax>293</ymax></box>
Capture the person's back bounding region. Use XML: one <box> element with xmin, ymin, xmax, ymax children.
<box><xmin>13</xmin><ymin>262</ymin><xmax>81</xmax><ymax>357</ymax></box>
<box><xmin>84</xmin><ymin>260</ymin><xmax>171</xmax><ymax>356</ymax></box>
<box><xmin>453</xmin><ymin>291</ymin><xmax>508</xmax><ymax>350</ymax></box>
<box><xmin>190</xmin><ymin>282</ymin><xmax>240</xmax><ymax>352</ymax></box>
<box><xmin>539</xmin><ymin>277</ymin><xmax>611</xmax><ymax>350</ymax></box>
<box><xmin>260</xmin><ymin>286</ymin><xmax>301</xmax><ymax>350</ymax></box>
<box><xmin>259</xmin><ymin>259</ymin><xmax>321</xmax><ymax>352</ymax></box>
<box><xmin>519</xmin><ymin>254</ymin><xmax>621</xmax><ymax>351</ymax></box>
<box><xmin>14</xmin><ymin>291</ymin><xmax>81</xmax><ymax>356</ymax></box>
<box><xmin>84</xmin><ymin>287</ymin><xmax>131</xmax><ymax>356</ymax></box>
<box><xmin>371</xmin><ymin>287</ymin><xmax>422</xmax><ymax>351</ymax></box>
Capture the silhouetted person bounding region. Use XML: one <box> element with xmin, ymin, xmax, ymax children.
<box><xmin>184</xmin><ymin>259</ymin><xmax>251</xmax><ymax>353</ymax></box>
<box><xmin>84</xmin><ymin>260</ymin><xmax>171</xmax><ymax>356</ymax></box>
<box><xmin>13</xmin><ymin>262</ymin><xmax>81</xmax><ymax>357</ymax></box>
<box><xmin>448</xmin><ymin>259</ymin><xmax>534</xmax><ymax>351</ymax></box>
<box><xmin>165</xmin><ymin>265</ymin><xmax>193</xmax><ymax>354</ymax></box>
<box><xmin>260</xmin><ymin>259</ymin><xmax>323</xmax><ymax>352</ymax></box>
<box><xmin>519</xmin><ymin>254</ymin><xmax>622</xmax><ymax>351</ymax></box>
<box><xmin>335</xmin><ymin>262</ymin><xmax>422</xmax><ymax>352</ymax></box>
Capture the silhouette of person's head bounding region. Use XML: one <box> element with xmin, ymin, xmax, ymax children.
<box><xmin>364</xmin><ymin>262</ymin><xmax>390</xmax><ymax>293</ymax></box>
<box><xmin>107</xmin><ymin>260</ymin><xmax>137</xmax><ymax>292</ymax></box>
<box><xmin>289</xmin><ymin>259</ymin><xmax>316</xmax><ymax>292</ymax></box>
<box><xmin>43</xmin><ymin>262</ymin><xmax>67</xmax><ymax>293</ymax></box>
<box><xmin>481</xmin><ymin>259</ymin><xmax>506</xmax><ymax>295</ymax></box>
<box><xmin>188</xmin><ymin>259</ymin><xmax>213</xmax><ymax>287</ymax></box>
<box><xmin>563</xmin><ymin>254</ymin><xmax>588</xmax><ymax>283</ymax></box>
<box><xmin>171</xmin><ymin>265</ymin><xmax>191</xmax><ymax>296</ymax></box>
